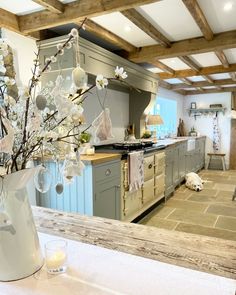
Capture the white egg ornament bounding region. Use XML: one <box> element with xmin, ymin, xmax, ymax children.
<box><xmin>35</xmin><ymin>94</ymin><xmax>47</xmax><ymax>110</ymax></box>
<box><xmin>72</xmin><ymin>66</ymin><xmax>87</xmax><ymax>88</ymax></box>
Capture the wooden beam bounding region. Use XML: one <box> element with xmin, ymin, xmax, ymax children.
<box><xmin>158</xmin><ymin>63</ymin><xmax>236</xmax><ymax>79</ymax></box>
<box><xmin>0</xmin><ymin>8</ymin><xmax>19</xmax><ymax>33</ymax></box>
<box><xmin>150</xmin><ymin>60</ymin><xmax>174</xmax><ymax>74</ymax></box>
<box><xmin>172</xmin><ymin>78</ymin><xmax>236</xmax><ymax>89</ymax></box>
<box><xmin>128</xmin><ymin>30</ymin><xmax>236</xmax><ymax>62</ymax></box>
<box><xmin>78</xmin><ymin>19</ymin><xmax>136</xmax><ymax>52</ymax></box>
<box><xmin>182</xmin><ymin>0</ymin><xmax>213</xmax><ymax>40</ymax></box>
<box><xmin>19</xmin><ymin>0</ymin><xmax>161</xmax><ymax>33</ymax></box>
<box><xmin>158</xmin><ymin>79</ymin><xmax>172</xmax><ymax>90</ymax></box>
<box><xmin>202</xmin><ymin>75</ymin><xmax>214</xmax><ymax>83</ymax></box>
<box><xmin>32</xmin><ymin>0</ymin><xmax>64</xmax><ymax>14</ymax></box>
<box><xmin>184</xmin><ymin>86</ymin><xmax>236</xmax><ymax>95</ymax></box>
<box><xmin>215</xmin><ymin>50</ymin><xmax>230</xmax><ymax>68</ymax></box>
<box><xmin>121</xmin><ymin>8</ymin><xmax>171</xmax><ymax>47</ymax></box>
<box><xmin>230</xmin><ymin>72</ymin><xmax>236</xmax><ymax>81</ymax></box>
<box><xmin>178</xmin><ymin>78</ymin><xmax>192</xmax><ymax>86</ymax></box>
<box><xmin>178</xmin><ymin>56</ymin><xmax>200</xmax><ymax>71</ymax></box>
<box><xmin>215</xmin><ymin>50</ymin><xmax>236</xmax><ymax>81</ymax></box>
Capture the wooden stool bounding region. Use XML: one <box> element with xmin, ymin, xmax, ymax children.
<box><xmin>206</xmin><ymin>153</ymin><xmax>226</xmax><ymax>171</ymax></box>
<box><xmin>232</xmin><ymin>187</ymin><xmax>236</xmax><ymax>201</ymax></box>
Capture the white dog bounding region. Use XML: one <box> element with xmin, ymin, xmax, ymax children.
<box><xmin>185</xmin><ymin>172</ymin><xmax>203</xmax><ymax>192</ymax></box>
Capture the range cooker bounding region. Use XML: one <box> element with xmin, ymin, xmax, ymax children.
<box><xmin>95</xmin><ymin>141</ymin><xmax>166</xmax><ymax>159</ymax></box>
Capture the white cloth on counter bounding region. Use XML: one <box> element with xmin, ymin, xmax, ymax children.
<box><xmin>128</xmin><ymin>151</ymin><xmax>144</xmax><ymax>192</ymax></box>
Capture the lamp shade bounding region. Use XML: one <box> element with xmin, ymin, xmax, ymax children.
<box><xmin>146</xmin><ymin>114</ymin><xmax>164</xmax><ymax>126</ymax></box>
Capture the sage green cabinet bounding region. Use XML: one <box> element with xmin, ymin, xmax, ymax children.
<box><xmin>165</xmin><ymin>138</ymin><xmax>205</xmax><ymax>198</ymax></box>
<box><xmin>93</xmin><ymin>160</ymin><xmax>121</xmax><ymax>220</ymax></box>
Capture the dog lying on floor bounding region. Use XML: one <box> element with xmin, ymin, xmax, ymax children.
<box><xmin>185</xmin><ymin>172</ymin><xmax>203</xmax><ymax>192</ymax></box>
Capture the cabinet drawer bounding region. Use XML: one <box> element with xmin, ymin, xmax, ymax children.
<box><xmin>155</xmin><ymin>174</ymin><xmax>165</xmax><ymax>197</ymax></box>
<box><xmin>94</xmin><ymin>161</ymin><xmax>120</xmax><ymax>183</ymax></box>
<box><xmin>143</xmin><ymin>178</ymin><xmax>154</xmax><ymax>204</ymax></box>
<box><xmin>155</xmin><ymin>152</ymin><xmax>165</xmax><ymax>176</ymax></box>
<box><xmin>144</xmin><ymin>155</ymin><xmax>154</xmax><ymax>181</ymax></box>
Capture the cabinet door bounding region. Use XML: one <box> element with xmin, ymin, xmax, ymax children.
<box><xmin>173</xmin><ymin>147</ymin><xmax>179</xmax><ymax>186</ymax></box>
<box><xmin>94</xmin><ymin>180</ymin><xmax>120</xmax><ymax>220</ymax></box>
<box><xmin>165</xmin><ymin>161</ymin><xmax>174</xmax><ymax>196</ymax></box>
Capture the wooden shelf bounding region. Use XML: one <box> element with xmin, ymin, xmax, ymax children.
<box><xmin>188</xmin><ymin>107</ymin><xmax>226</xmax><ymax>118</ymax></box>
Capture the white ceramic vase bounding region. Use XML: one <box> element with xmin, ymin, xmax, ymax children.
<box><xmin>0</xmin><ymin>168</ymin><xmax>43</xmax><ymax>281</ymax></box>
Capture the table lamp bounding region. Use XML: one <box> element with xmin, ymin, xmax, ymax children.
<box><xmin>146</xmin><ymin>114</ymin><xmax>164</xmax><ymax>139</ymax></box>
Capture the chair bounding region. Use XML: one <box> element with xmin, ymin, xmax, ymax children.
<box><xmin>206</xmin><ymin>153</ymin><xmax>226</xmax><ymax>171</ymax></box>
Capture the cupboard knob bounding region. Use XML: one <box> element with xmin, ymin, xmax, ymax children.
<box><xmin>105</xmin><ymin>169</ymin><xmax>111</xmax><ymax>176</ymax></box>
<box><xmin>148</xmin><ymin>164</ymin><xmax>153</xmax><ymax>169</ymax></box>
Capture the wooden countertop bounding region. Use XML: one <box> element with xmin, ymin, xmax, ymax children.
<box><xmin>35</xmin><ymin>153</ymin><xmax>121</xmax><ymax>165</ymax></box>
<box><xmin>32</xmin><ymin>206</ymin><xmax>236</xmax><ymax>280</ymax></box>
<box><xmin>81</xmin><ymin>153</ymin><xmax>121</xmax><ymax>165</ymax></box>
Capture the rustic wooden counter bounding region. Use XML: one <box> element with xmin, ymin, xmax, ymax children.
<box><xmin>32</xmin><ymin>206</ymin><xmax>236</xmax><ymax>280</ymax></box>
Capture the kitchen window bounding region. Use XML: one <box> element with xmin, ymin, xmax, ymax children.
<box><xmin>149</xmin><ymin>97</ymin><xmax>177</xmax><ymax>139</ymax></box>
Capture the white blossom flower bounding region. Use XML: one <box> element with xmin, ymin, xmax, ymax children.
<box><xmin>69</xmin><ymin>28</ymin><xmax>78</xmax><ymax>38</ymax></box>
<box><xmin>58</xmin><ymin>49</ymin><xmax>64</xmax><ymax>56</ymax></box>
<box><xmin>4</xmin><ymin>94</ymin><xmax>16</xmax><ymax>106</ymax></box>
<box><xmin>45</xmin><ymin>57</ymin><xmax>51</xmax><ymax>63</ymax></box>
<box><xmin>19</xmin><ymin>86</ymin><xmax>30</xmax><ymax>98</ymax></box>
<box><xmin>51</xmin><ymin>56</ymin><xmax>57</xmax><ymax>63</ymax></box>
<box><xmin>65</xmin><ymin>41</ymin><xmax>72</xmax><ymax>49</ymax></box>
<box><xmin>44</xmin><ymin>131</ymin><xmax>59</xmax><ymax>141</ymax></box>
<box><xmin>0</xmin><ymin>65</ymin><xmax>6</xmax><ymax>74</ymax></box>
<box><xmin>57</xmin><ymin>43</ymin><xmax>63</xmax><ymax>50</ymax></box>
<box><xmin>114</xmin><ymin>66</ymin><xmax>128</xmax><ymax>79</ymax></box>
<box><xmin>96</xmin><ymin>74</ymin><xmax>108</xmax><ymax>90</ymax></box>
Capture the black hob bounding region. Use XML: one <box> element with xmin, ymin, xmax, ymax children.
<box><xmin>95</xmin><ymin>142</ymin><xmax>166</xmax><ymax>159</ymax></box>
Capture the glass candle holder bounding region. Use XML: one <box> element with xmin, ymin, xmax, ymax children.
<box><xmin>45</xmin><ymin>240</ymin><xmax>67</xmax><ymax>274</ymax></box>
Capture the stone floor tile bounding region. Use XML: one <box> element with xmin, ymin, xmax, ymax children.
<box><xmin>175</xmin><ymin>223</ymin><xmax>236</xmax><ymax>241</ymax></box>
<box><xmin>214</xmin><ymin>183</ymin><xmax>235</xmax><ymax>192</ymax></box>
<box><xmin>187</xmin><ymin>194</ymin><xmax>216</xmax><ymax>203</ymax></box>
<box><xmin>167</xmin><ymin>209</ymin><xmax>217</xmax><ymax>227</ymax></box>
<box><xmin>215</xmin><ymin>216</ymin><xmax>236</xmax><ymax>232</ymax></box>
<box><xmin>216</xmin><ymin>190</ymin><xmax>234</xmax><ymax>198</ymax></box>
<box><xmin>143</xmin><ymin>204</ymin><xmax>175</xmax><ymax>219</ymax></box>
<box><xmin>164</xmin><ymin>199</ymin><xmax>208</xmax><ymax>212</ymax></box>
<box><xmin>206</xmin><ymin>204</ymin><xmax>236</xmax><ymax>218</ymax></box>
<box><xmin>173</xmin><ymin>191</ymin><xmax>192</xmax><ymax>200</ymax></box>
<box><xmin>141</xmin><ymin>217</ymin><xmax>178</xmax><ymax>230</ymax></box>
<box><xmin>190</xmin><ymin>189</ymin><xmax>218</xmax><ymax>197</ymax></box>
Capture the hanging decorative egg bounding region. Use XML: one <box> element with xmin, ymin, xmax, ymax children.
<box><xmin>34</xmin><ymin>166</ymin><xmax>52</xmax><ymax>193</ymax></box>
<box><xmin>72</xmin><ymin>66</ymin><xmax>87</xmax><ymax>88</ymax></box>
<box><xmin>35</xmin><ymin>94</ymin><xmax>47</xmax><ymax>110</ymax></box>
<box><xmin>55</xmin><ymin>183</ymin><xmax>64</xmax><ymax>195</ymax></box>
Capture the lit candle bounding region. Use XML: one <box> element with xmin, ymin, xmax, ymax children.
<box><xmin>46</xmin><ymin>250</ymin><xmax>66</xmax><ymax>270</ymax></box>
<box><xmin>86</xmin><ymin>147</ymin><xmax>95</xmax><ymax>155</ymax></box>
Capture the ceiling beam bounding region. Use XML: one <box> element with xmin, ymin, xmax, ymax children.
<box><xmin>149</xmin><ymin>60</ymin><xmax>174</xmax><ymax>74</ymax></box>
<box><xmin>215</xmin><ymin>50</ymin><xmax>236</xmax><ymax>81</ymax></box>
<box><xmin>121</xmin><ymin>8</ymin><xmax>171</xmax><ymax>47</ymax></box>
<box><xmin>78</xmin><ymin>19</ymin><xmax>136</xmax><ymax>52</ymax></box>
<box><xmin>178</xmin><ymin>56</ymin><xmax>200</xmax><ymax>71</ymax></box>
<box><xmin>178</xmin><ymin>78</ymin><xmax>192</xmax><ymax>86</ymax></box>
<box><xmin>128</xmin><ymin>30</ymin><xmax>236</xmax><ymax>62</ymax></box>
<box><xmin>32</xmin><ymin>0</ymin><xmax>64</xmax><ymax>14</ymax></box>
<box><xmin>0</xmin><ymin>8</ymin><xmax>19</xmax><ymax>33</ymax></box>
<box><xmin>158</xmin><ymin>79</ymin><xmax>172</xmax><ymax>90</ymax></box>
<box><xmin>184</xmin><ymin>86</ymin><xmax>236</xmax><ymax>95</ymax></box>
<box><xmin>18</xmin><ymin>0</ymin><xmax>161</xmax><ymax>33</ymax></box>
<box><xmin>182</xmin><ymin>0</ymin><xmax>213</xmax><ymax>40</ymax></box>
<box><xmin>158</xmin><ymin>63</ymin><xmax>236</xmax><ymax>79</ymax></box>
<box><xmin>172</xmin><ymin>78</ymin><xmax>236</xmax><ymax>89</ymax></box>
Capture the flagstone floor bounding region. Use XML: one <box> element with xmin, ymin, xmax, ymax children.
<box><xmin>139</xmin><ymin>170</ymin><xmax>236</xmax><ymax>242</ymax></box>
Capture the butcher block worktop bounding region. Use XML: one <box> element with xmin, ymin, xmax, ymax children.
<box><xmin>32</xmin><ymin>206</ymin><xmax>236</xmax><ymax>280</ymax></box>
<box><xmin>80</xmin><ymin>153</ymin><xmax>121</xmax><ymax>165</ymax></box>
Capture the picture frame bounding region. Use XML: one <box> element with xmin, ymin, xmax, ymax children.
<box><xmin>191</xmin><ymin>102</ymin><xmax>196</xmax><ymax>109</ymax></box>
